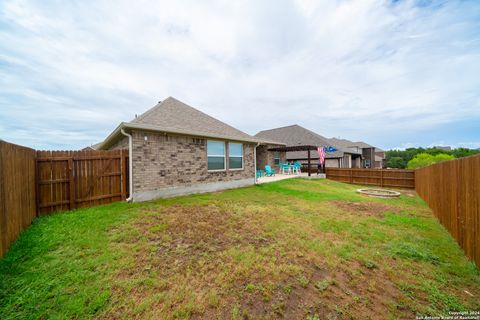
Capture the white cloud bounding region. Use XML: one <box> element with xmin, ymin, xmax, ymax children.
<box><xmin>0</xmin><ymin>0</ymin><xmax>479</xmax><ymax>149</ymax></box>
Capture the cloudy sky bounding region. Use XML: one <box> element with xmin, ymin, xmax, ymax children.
<box><xmin>1</xmin><ymin>0</ymin><xmax>479</xmax><ymax>150</ymax></box>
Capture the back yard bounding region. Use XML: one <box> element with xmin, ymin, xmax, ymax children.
<box><xmin>0</xmin><ymin>179</ymin><xmax>478</xmax><ymax>319</ymax></box>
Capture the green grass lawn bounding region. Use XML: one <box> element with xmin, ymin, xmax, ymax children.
<box><xmin>1</xmin><ymin>179</ymin><xmax>479</xmax><ymax>319</ymax></box>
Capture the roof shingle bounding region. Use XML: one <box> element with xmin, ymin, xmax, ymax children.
<box><xmin>98</xmin><ymin>97</ymin><xmax>282</xmax><ymax>149</ymax></box>
<box><xmin>131</xmin><ymin>97</ymin><xmax>255</xmax><ymax>142</ymax></box>
<box><xmin>255</xmin><ymin>124</ymin><xmax>359</xmax><ymax>159</ymax></box>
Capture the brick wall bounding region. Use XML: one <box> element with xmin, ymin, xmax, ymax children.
<box><xmin>129</xmin><ymin>130</ymin><xmax>255</xmax><ymax>193</ymax></box>
<box><xmin>256</xmin><ymin>144</ymin><xmax>286</xmax><ymax>171</ymax></box>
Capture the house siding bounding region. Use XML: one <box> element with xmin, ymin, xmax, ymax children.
<box><xmin>325</xmin><ymin>158</ymin><xmax>340</xmax><ymax>168</ymax></box>
<box><xmin>128</xmin><ymin>130</ymin><xmax>255</xmax><ymax>200</ymax></box>
<box><xmin>362</xmin><ymin>147</ymin><xmax>375</xmax><ymax>168</ymax></box>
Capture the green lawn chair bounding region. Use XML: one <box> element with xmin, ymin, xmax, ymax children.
<box><xmin>265</xmin><ymin>165</ymin><xmax>276</xmax><ymax>176</ymax></box>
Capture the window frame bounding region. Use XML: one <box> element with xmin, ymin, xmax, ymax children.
<box><xmin>228</xmin><ymin>142</ymin><xmax>244</xmax><ymax>171</ymax></box>
<box><xmin>273</xmin><ymin>151</ymin><xmax>280</xmax><ymax>165</ymax></box>
<box><xmin>207</xmin><ymin>140</ymin><xmax>226</xmax><ymax>172</ymax></box>
<box><xmin>364</xmin><ymin>159</ymin><xmax>371</xmax><ymax>168</ymax></box>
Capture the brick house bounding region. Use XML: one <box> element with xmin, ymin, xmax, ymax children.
<box><xmin>255</xmin><ymin>125</ymin><xmax>385</xmax><ymax>169</ymax></box>
<box><xmin>255</xmin><ymin>125</ymin><xmax>363</xmax><ymax>168</ymax></box>
<box><xmin>97</xmin><ymin>97</ymin><xmax>283</xmax><ymax>201</ymax></box>
<box><xmin>329</xmin><ymin>138</ymin><xmax>385</xmax><ymax>169</ymax></box>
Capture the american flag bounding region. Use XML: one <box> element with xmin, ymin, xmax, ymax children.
<box><xmin>318</xmin><ymin>146</ymin><xmax>326</xmax><ymax>165</ymax></box>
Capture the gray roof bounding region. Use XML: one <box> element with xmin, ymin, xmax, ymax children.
<box><xmin>329</xmin><ymin>137</ymin><xmax>384</xmax><ymax>154</ymax></box>
<box><xmin>255</xmin><ymin>124</ymin><xmax>359</xmax><ymax>159</ymax></box>
<box><xmin>98</xmin><ymin>97</ymin><xmax>281</xmax><ymax>149</ymax></box>
<box><xmin>130</xmin><ymin>97</ymin><xmax>256</xmax><ymax>141</ymax></box>
<box><xmin>82</xmin><ymin>141</ymin><xmax>103</xmax><ymax>150</ymax></box>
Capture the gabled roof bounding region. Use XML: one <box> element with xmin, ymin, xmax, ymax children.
<box><xmin>255</xmin><ymin>124</ymin><xmax>360</xmax><ymax>159</ymax></box>
<box><xmin>98</xmin><ymin>97</ymin><xmax>281</xmax><ymax>149</ymax></box>
<box><xmin>329</xmin><ymin>138</ymin><xmax>385</xmax><ymax>155</ymax></box>
<box><xmin>130</xmin><ymin>97</ymin><xmax>255</xmax><ymax>141</ymax></box>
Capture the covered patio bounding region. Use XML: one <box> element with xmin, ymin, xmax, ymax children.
<box><xmin>266</xmin><ymin>145</ymin><xmax>321</xmax><ymax>176</ymax></box>
<box><xmin>255</xmin><ymin>144</ymin><xmax>326</xmax><ymax>184</ymax></box>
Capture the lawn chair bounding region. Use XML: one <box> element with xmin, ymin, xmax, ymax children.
<box><xmin>256</xmin><ymin>169</ymin><xmax>265</xmax><ymax>178</ymax></box>
<box><xmin>279</xmin><ymin>163</ymin><xmax>291</xmax><ymax>174</ymax></box>
<box><xmin>293</xmin><ymin>162</ymin><xmax>302</xmax><ymax>174</ymax></box>
<box><xmin>265</xmin><ymin>165</ymin><xmax>276</xmax><ymax>176</ymax></box>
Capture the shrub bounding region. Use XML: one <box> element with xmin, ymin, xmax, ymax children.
<box><xmin>407</xmin><ymin>153</ymin><xmax>454</xmax><ymax>169</ymax></box>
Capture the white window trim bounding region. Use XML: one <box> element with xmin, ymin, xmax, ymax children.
<box><xmin>228</xmin><ymin>142</ymin><xmax>244</xmax><ymax>171</ymax></box>
<box><xmin>207</xmin><ymin>140</ymin><xmax>226</xmax><ymax>172</ymax></box>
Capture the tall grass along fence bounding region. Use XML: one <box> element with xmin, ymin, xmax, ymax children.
<box><xmin>0</xmin><ymin>141</ymin><xmax>37</xmax><ymax>258</ymax></box>
<box><xmin>0</xmin><ymin>140</ymin><xmax>129</xmax><ymax>257</ymax></box>
<box><xmin>325</xmin><ymin>168</ymin><xmax>415</xmax><ymax>189</ymax></box>
<box><xmin>415</xmin><ymin>154</ymin><xmax>479</xmax><ymax>267</ymax></box>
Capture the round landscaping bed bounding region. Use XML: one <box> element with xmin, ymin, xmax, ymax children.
<box><xmin>356</xmin><ymin>188</ymin><xmax>401</xmax><ymax>198</ymax></box>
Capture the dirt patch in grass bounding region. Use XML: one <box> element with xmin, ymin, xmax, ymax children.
<box><xmin>3</xmin><ymin>179</ymin><xmax>479</xmax><ymax>320</ymax></box>
<box><xmin>329</xmin><ymin>200</ymin><xmax>400</xmax><ymax>218</ymax></box>
<box><xmin>105</xmin><ymin>203</ymin><xmax>420</xmax><ymax>319</ymax></box>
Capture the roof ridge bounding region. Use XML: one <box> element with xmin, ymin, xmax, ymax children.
<box><xmin>129</xmin><ymin>96</ymin><xmax>255</xmax><ymax>141</ymax></box>
<box><xmin>175</xmin><ymin>99</ymin><xmax>254</xmax><ymax>138</ymax></box>
<box><xmin>255</xmin><ymin>124</ymin><xmax>300</xmax><ymax>135</ymax></box>
<box><xmin>131</xmin><ymin>98</ymin><xmax>169</xmax><ymax>123</ymax></box>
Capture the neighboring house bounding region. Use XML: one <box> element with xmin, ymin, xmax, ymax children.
<box><xmin>255</xmin><ymin>125</ymin><xmax>362</xmax><ymax>168</ymax></box>
<box><xmin>374</xmin><ymin>149</ymin><xmax>386</xmax><ymax>169</ymax></box>
<box><xmin>434</xmin><ymin>146</ymin><xmax>452</xmax><ymax>151</ymax></box>
<box><xmin>82</xmin><ymin>142</ymin><xmax>102</xmax><ymax>151</ymax></box>
<box><xmin>329</xmin><ymin>138</ymin><xmax>385</xmax><ymax>169</ymax></box>
<box><xmin>96</xmin><ymin>97</ymin><xmax>283</xmax><ymax>201</ymax></box>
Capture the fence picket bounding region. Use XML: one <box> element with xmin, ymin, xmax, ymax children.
<box><xmin>325</xmin><ymin>168</ymin><xmax>415</xmax><ymax>189</ymax></box>
<box><xmin>415</xmin><ymin>154</ymin><xmax>480</xmax><ymax>267</ymax></box>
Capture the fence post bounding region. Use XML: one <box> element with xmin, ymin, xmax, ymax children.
<box><xmin>68</xmin><ymin>157</ymin><xmax>75</xmax><ymax>210</ymax></box>
<box><xmin>380</xmin><ymin>170</ymin><xmax>384</xmax><ymax>187</ymax></box>
<box><xmin>350</xmin><ymin>169</ymin><xmax>353</xmax><ymax>183</ymax></box>
<box><xmin>34</xmin><ymin>153</ymin><xmax>40</xmax><ymax>217</ymax></box>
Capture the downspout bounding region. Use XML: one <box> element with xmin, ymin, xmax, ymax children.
<box><xmin>121</xmin><ymin>129</ymin><xmax>133</xmax><ymax>202</ymax></box>
<box><xmin>254</xmin><ymin>142</ymin><xmax>260</xmax><ymax>184</ymax></box>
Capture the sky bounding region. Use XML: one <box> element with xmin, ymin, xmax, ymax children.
<box><xmin>0</xmin><ymin>0</ymin><xmax>479</xmax><ymax>150</ymax></box>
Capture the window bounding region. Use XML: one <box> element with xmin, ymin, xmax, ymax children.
<box><xmin>364</xmin><ymin>159</ymin><xmax>371</xmax><ymax>168</ymax></box>
<box><xmin>207</xmin><ymin>140</ymin><xmax>225</xmax><ymax>170</ymax></box>
<box><xmin>273</xmin><ymin>151</ymin><xmax>280</xmax><ymax>165</ymax></box>
<box><xmin>228</xmin><ymin>143</ymin><xmax>243</xmax><ymax>169</ymax></box>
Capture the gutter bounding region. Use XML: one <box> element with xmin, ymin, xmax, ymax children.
<box><xmin>121</xmin><ymin>129</ymin><xmax>133</xmax><ymax>202</ymax></box>
<box><xmin>254</xmin><ymin>142</ymin><xmax>260</xmax><ymax>184</ymax></box>
<box><xmin>99</xmin><ymin>122</ymin><xmax>281</xmax><ymax>150</ymax></box>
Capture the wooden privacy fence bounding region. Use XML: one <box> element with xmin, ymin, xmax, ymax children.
<box><xmin>415</xmin><ymin>154</ymin><xmax>480</xmax><ymax>267</ymax></box>
<box><xmin>0</xmin><ymin>141</ymin><xmax>37</xmax><ymax>258</ymax></box>
<box><xmin>0</xmin><ymin>140</ymin><xmax>129</xmax><ymax>257</ymax></box>
<box><xmin>326</xmin><ymin>168</ymin><xmax>415</xmax><ymax>189</ymax></box>
<box><xmin>36</xmin><ymin>149</ymin><xmax>129</xmax><ymax>215</ymax></box>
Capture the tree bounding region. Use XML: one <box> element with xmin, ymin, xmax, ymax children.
<box><xmin>386</xmin><ymin>156</ymin><xmax>406</xmax><ymax>169</ymax></box>
<box><xmin>452</xmin><ymin>147</ymin><xmax>480</xmax><ymax>158</ymax></box>
<box><xmin>386</xmin><ymin>147</ymin><xmax>478</xmax><ymax>169</ymax></box>
<box><xmin>425</xmin><ymin>147</ymin><xmax>452</xmax><ymax>156</ymax></box>
<box><xmin>406</xmin><ymin>153</ymin><xmax>454</xmax><ymax>169</ymax></box>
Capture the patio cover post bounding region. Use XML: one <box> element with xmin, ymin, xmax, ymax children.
<box><xmin>267</xmin><ymin>145</ymin><xmax>318</xmax><ymax>177</ymax></box>
<box><xmin>307</xmin><ymin>149</ymin><xmax>311</xmax><ymax>177</ymax></box>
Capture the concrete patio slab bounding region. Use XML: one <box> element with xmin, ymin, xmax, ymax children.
<box><xmin>256</xmin><ymin>173</ymin><xmax>325</xmax><ymax>184</ymax></box>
